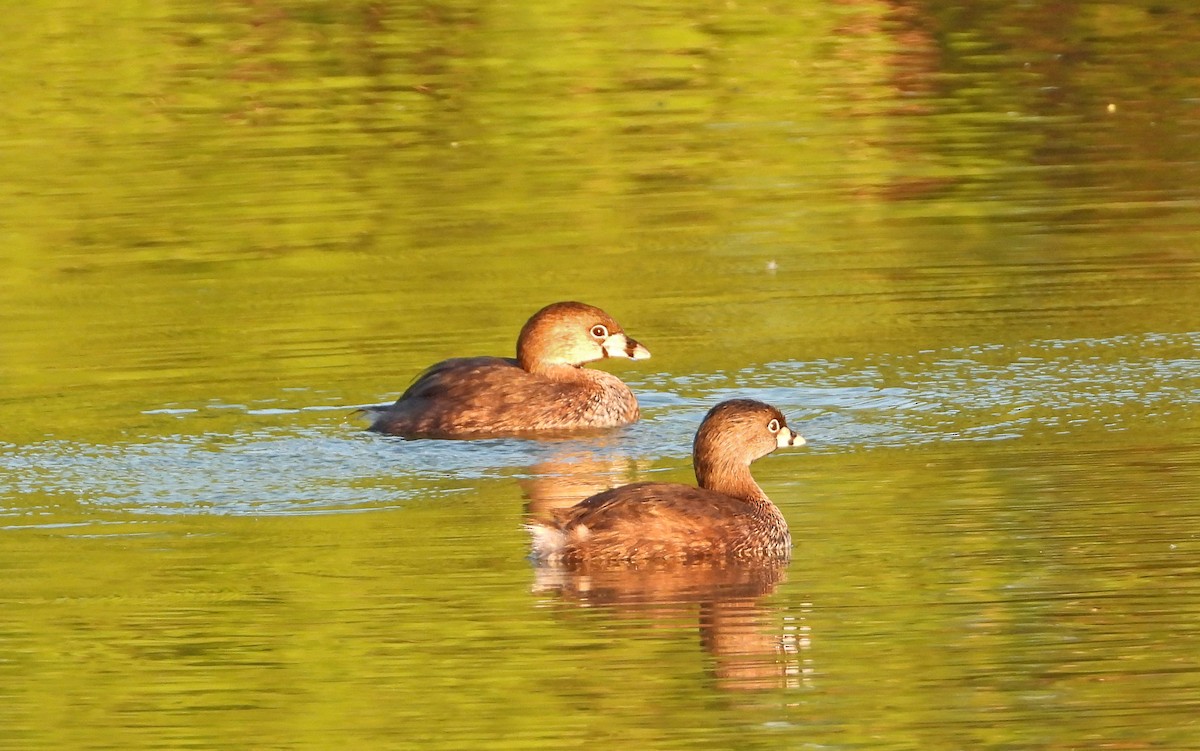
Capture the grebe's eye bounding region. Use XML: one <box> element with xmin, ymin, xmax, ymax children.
<box><xmin>767</xmin><ymin>418</ymin><xmax>781</xmax><ymax>433</ymax></box>
<box><xmin>590</xmin><ymin>325</ymin><xmax>608</xmax><ymax>339</ymax></box>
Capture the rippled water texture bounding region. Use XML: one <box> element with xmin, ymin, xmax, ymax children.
<box><xmin>3</xmin><ymin>1</ymin><xmax>1200</xmax><ymax>749</ymax></box>
<box><xmin>5</xmin><ymin>331</ymin><xmax>1199</xmax><ymax>517</ymax></box>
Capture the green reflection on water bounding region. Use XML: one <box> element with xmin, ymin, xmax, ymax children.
<box><xmin>4</xmin><ymin>430</ymin><xmax>1200</xmax><ymax>749</ymax></box>
<box><xmin>2</xmin><ymin>0</ymin><xmax>1200</xmax><ymax>748</ymax></box>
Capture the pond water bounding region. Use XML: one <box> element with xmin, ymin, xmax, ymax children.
<box><xmin>3</xmin><ymin>1</ymin><xmax>1200</xmax><ymax>749</ymax></box>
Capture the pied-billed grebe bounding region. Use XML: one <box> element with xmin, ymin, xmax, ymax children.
<box><xmin>365</xmin><ymin>301</ymin><xmax>650</xmax><ymax>439</ymax></box>
<box><xmin>528</xmin><ymin>399</ymin><xmax>805</xmax><ymax>565</ymax></box>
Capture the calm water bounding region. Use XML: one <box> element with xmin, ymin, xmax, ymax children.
<box><xmin>4</xmin><ymin>0</ymin><xmax>1200</xmax><ymax>748</ymax></box>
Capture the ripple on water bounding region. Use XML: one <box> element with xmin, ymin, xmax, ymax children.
<box><xmin>2</xmin><ymin>331</ymin><xmax>1196</xmax><ymax>518</ymax></box>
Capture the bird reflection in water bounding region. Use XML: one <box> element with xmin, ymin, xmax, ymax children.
<box><xmin>519</xmin><ymin>452</ymin><xmax>646</xmax><ymax>516</ymax></box>
<box><xmin>531</xmin><ymin>561</ymin><xmax>813</xmax><ymax>693</ymax></box>
<box><xmin>518</xmin><ymin>451</ymin><xmax>812</xmax><ymax>692</ymax></box>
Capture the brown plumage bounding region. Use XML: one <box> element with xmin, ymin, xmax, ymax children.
<box><xmin>528</xmin><ymin>399</ymin><xmax>805</xmax><ymax>565</ymax></box>
<box><xmin>365</xmin><ymin>302</ymin><xmax>650</xmax><ymax>439</ymax></box>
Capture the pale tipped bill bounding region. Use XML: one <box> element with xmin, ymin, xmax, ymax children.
<box><xmin>602</xmin><ymin>332</ymin><xmax>651</xmax><ymax>361</ymax></box>
<box><xmin>777</xmin><ymin>426</ymin><xmax>805</xmax><ymax>448</ymax></box>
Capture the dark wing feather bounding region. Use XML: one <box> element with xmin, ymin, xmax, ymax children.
<box><xmin>370</xmin><ymin>356</ymin><xmax>581</xmax><ymax>436</ymax></box>
<box><xmin>553</xmin><ymin>483</ymin><xmax>767</xmax><ymax>562</ymax></box>
<box><xmin>398</xmin><ymin>356</ymin><xmax>522</xmax><ymax>400</ymax></box>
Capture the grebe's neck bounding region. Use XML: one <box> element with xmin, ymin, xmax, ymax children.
<box><xmin>694</xmin><ymin>456</ymin><xmax>767</xmax><ymax>504</ymax></box>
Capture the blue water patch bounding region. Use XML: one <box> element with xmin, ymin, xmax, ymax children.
<box><xmin>2</xmin><ymin>331</ymin><xmax>1197</xmax><ymax>517</ymax></box>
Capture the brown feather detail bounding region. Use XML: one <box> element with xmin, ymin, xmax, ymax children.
<box><xmin>529</xmin><ymin>399</ymin><xmax>802</xmax><ymax>565</ymax></box>
<box><xmin>367</xmin><ymin>302</ymin><xmax>646</xmax><ymax>439</ymax></box>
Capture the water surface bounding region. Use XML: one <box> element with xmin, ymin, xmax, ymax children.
<box><xmin>3</xmin><ymin>0</ymin><xmax>1200</xmax><ymax>748</ymax></box>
